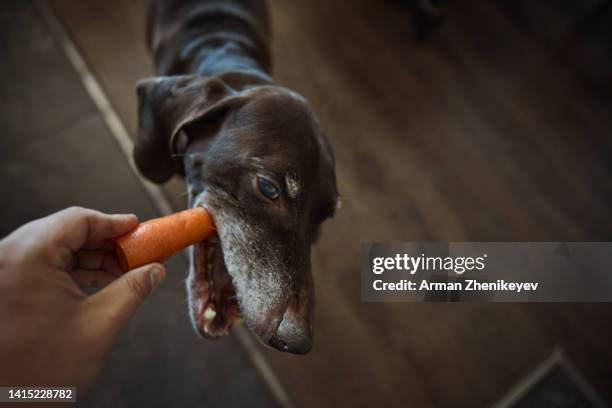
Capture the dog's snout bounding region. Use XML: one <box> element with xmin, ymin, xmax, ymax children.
<box><xmin>268</xmin><ymin>307</ymin><xmax>313</xmax><ymax>354</ymax></box>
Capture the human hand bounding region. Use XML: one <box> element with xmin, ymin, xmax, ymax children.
<box><xmin>0</xmin><ymin>207</ymin><xmax>166</xmax><ymax>391</ymax></box>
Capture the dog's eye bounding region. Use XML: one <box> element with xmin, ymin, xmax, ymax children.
<box><xmin>257</xmin><ymin>177</ymin><xmax>279</xmax><ymax>200</ymax></box>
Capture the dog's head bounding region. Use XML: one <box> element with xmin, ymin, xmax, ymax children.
<box><xmin>135</xmin><ymin>73</ymin><xmax>337</xmax><ymax>354</ymax></box>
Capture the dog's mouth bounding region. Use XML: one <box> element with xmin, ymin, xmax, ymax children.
<box><xmin>189</xmin><ymin>232</ymin><xmax>241</xmax><ymax>338</ymax></box>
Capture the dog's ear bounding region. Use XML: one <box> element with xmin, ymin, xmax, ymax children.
<box><xmin>317</xmin><ymin>129</ymin><xmax>338</xmax><ymax>201</ymax></box>
<box><xmin>317</xmin><ymin>130</ymin><xmax>336</xmax><ymax>170</ymax></box>
<box><xmin>134</xmin><ymin>75</ymin><xmax>246</xmax><ymax>183</ymax></box>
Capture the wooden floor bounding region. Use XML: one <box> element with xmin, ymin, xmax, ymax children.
<box><xmin>46</xmin><ymin>0</ymin><xmax>612</xmax><ymax>406</ymax></box>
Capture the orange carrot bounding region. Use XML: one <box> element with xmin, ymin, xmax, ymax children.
<box><xmin>113</xmin><ymin>206</ymin><xmax>215</xmax><ymax>272</ymax></box>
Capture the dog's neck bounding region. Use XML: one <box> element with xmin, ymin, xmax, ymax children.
<box><xmin>147</xmin><ymin>0</ymin><xmax>272</xmax><ymax>81</ymax></box>
<box><xmin>184</xmin><ymin>41</ymin><xmax>271</xmax><ymax>81</ymax></box>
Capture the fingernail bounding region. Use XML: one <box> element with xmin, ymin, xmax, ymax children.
<box><xmin>149</xmin><ymin>266</ymin><xmax>164</xmax><ymax>288</ymax></box>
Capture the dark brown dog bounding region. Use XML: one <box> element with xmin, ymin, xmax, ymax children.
<box><xmin>134</xmin><ymin>0</ymin><xmax>338</xmax><ymax>354</ymax></box>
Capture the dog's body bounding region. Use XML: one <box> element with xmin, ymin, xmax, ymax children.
<box><xmin>135</xmin><ymin>0</ymin><xmax>337</xmax><ymax>354</ymax></box>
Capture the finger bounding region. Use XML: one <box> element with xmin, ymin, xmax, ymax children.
<box><xmin>74</xmin><ymin>250</ymin><xmax>123</xmax><ymax>276</ymax></box>
<box><xmin>82</xmin><ymin>239</ymin><xmax>115</xmax><ymax>251</ymax></box>
<box><xmin>82</xmin><ymin>211</ymin><xmax>138</xmax><ymax>245</ymax></box>
<box><xmin>88</xmin><ymin>263</ymin><xmax>165</xmax><ymax>327</ymax></box>
<box><xmin>41</xmin><ymin>207</ymin><xmax>138</xmax><ymax>252</ymax></box>
<box><xmin>69</xmin><ymin>269</ymin><xmax>118</xmax><ymax>289</ymax></box>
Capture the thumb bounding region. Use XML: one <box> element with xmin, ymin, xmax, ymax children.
<box><xmin>89</xmin><ymin>263</ymin><xmax>166</xmax><ymax>326</ymax></box>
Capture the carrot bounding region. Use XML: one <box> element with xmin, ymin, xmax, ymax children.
<box><xmin>113</xmin><ymin>206</ymin><xmax>215</xmax><ymax>272</ymax></box>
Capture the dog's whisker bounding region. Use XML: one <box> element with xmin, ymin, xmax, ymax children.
<box><xmin>336</xmin><ymin>195</ymin><xmax>348</xmax><ymax>210</ymax></box>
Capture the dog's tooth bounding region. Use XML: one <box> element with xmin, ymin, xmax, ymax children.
<box><xmin>204</xmin><ymin>305</ymin><xmax>217</xmax><ymax>321</ymax></box>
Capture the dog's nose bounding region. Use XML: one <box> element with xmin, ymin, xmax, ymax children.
<box><xmin>269</xmin><ymin>308</ymin><xmax>313</xmax><ymax>354</ymax></box>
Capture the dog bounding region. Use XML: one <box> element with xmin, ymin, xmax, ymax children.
<box><xmin>134</xmin><ymin>0</ymin><xmax>338</xmax><ymax>354</ymax></box>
